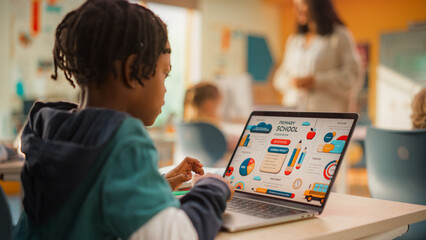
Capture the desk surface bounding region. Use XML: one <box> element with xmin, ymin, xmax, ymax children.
<box><xmin>216</xmin><ymin>193</ymin><xmax>426</xmax><ymax>240</ymax></box>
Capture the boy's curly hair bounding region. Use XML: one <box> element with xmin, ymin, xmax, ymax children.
<box><xmin>51</xmin><ymin>0</ymin><xmax>168</xmax><ymax>88</ymax></box>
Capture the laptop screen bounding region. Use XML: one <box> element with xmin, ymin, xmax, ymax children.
<box><xmin>223</xmin><ymin>111</ymin><xmax>357</xmax><ymax>207</ymax></box>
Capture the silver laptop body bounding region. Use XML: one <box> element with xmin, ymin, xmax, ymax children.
<box><xmin>222</xmin><ymin>111</ymin><xmax>358</xmax><ymax>232</ymax></box>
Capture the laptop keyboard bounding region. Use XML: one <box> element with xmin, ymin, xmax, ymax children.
<box><xmin>226</xmin><ymin>197</ymin><xmax>305</xmax><ymax>219</ymax></box>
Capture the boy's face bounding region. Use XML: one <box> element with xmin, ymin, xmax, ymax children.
<box><xmin>136</xmin><ymin>42</ymin><xmax>171</xmax><ymax>126</ymax></box>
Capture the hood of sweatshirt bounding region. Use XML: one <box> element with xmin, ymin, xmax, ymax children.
<box><xmin>20</xmin><ymin>101</ymin><xmax>128</xmax><ymax>225</ymax></box>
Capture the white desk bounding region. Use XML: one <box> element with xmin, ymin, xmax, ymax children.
<box><xmin>216</xmin><ymin>193</ymin><xmax>426</xmax><ymax>240</ymax></box>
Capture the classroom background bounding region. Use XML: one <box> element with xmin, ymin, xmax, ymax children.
<box><xmin>0</xmin><ymin>0</ymin><xmax>425</xmax><ymax>225</ymax></box>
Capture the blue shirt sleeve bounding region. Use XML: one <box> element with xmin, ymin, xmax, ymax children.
<box><xmin>180</xmin><ymin>177</ymin><xmax>231</xmax><ymax>240</ymax></box>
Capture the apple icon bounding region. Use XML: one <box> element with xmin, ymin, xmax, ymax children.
<box><xmin>307</xmin><ymin>128</ymin><xmax>316</xmax><ymax>140</ymax></box>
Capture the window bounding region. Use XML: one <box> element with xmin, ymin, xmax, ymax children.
<box><xmin>146</xmin><ymin>2</ymin><xmax>201</xmax><ymax>127</ymax></box>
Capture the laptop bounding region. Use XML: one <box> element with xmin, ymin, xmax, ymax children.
<box><xmin>221</xmin><ymin>111</ymin><xmax>358</xmax><ymax>232</ymax></box>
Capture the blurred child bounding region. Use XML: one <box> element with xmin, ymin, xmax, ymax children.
<box><xmin>411</xmin><ymin>88</ymin><xmax>426</xmax><ymax>129</ymax></box>
<box><xmin>183</xmin><ymin>82</ymin><xmax>242</xmax><ymax>167</ymax></box>
<box><xmin>183</xmin><ymin>82</ymin><xmax>223</xmax><ymax>127</ymax></box>
<box><xmin>14</xmin><ymin>1</ymin><xmax>233</xmax><ymax>239</ymax></box>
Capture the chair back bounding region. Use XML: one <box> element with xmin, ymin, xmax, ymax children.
<box><xmin>365</xmin><ymin>127</ymin><xmax>426</xmax><ymax>239</ymax></box>
<box><xmin>0</xmin><ymin>184</ymin><xmax>13</xmax><ymax>240</ymax></box>
<box><xmin>176</xmin><ymin>122</ymin><xmax>227</xmax><ymax>167</ymax></box>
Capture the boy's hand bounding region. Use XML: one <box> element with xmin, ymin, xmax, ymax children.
<box><xmin>193</xmin><ymin>173</ymin><xmax>235</xmax><ymax>201</ymax></box>
<box><xmin>165</xmin><ymin>157</ymin><xmax>204</xmax><ymax>191</ymax></box>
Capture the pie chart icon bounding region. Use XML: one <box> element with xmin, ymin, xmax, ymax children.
<box><xmin>239</xmin><ymin>158</ymin><xmax>255</xmax><ymax>176</ymax></box>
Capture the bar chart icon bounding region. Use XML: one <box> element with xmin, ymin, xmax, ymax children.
<box><xmin>239</xmin><ymin>134</ymin><xmax>252</xmax><ymax>147</ymax></box>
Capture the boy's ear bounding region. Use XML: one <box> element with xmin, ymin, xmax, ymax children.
<box><xmin>123</xmin><ymin>54</ymin><xmax>140</xmax><ymax>88</ymax></box>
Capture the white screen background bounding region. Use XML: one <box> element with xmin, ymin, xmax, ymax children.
<box><xmin>224</xmin><ymin>115</ymin><xmax>354</xmax><ymax>206</ymax></box>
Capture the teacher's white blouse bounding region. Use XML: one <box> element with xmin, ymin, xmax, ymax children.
<box><xmin>274</xmin><ymin>25</ymin><xmax>363</xmax><ymax>112</ymax></box>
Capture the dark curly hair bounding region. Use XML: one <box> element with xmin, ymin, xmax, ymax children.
<box><xmin>296</xmin><ymin>0</ymin><xmax>344</xmax><ymax>36</ymax></box>
<box><xmin>51</xmin><ymin>0</ymin><xmax>168</xmax><ymax>88</ymax></box>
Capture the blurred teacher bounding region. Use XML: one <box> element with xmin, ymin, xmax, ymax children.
<box><xmin>274</xmin><ymin>0</ymin><xmax>363</xmax><ymax>112</ymax></box>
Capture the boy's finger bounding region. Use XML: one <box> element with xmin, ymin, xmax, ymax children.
<box><xmin>185</xmin><ymin>157</ymin><xmax>203</xmax><ymax>167</ymax></box>
<box><xmin>191</xmin><ymin>175</ymin><xmax>199</xmax><ymax>186</ymax></box>
<box><xmin>194</xmin><ymin>160</ymin><xmax>203</xmax><ymax>167</ymax></box>
<box><xmin>192</xmin><ymin>166</ymin><xmax>204</xmax><ymax>175</ymax></box>
<box><xmin>168</xmin><ymin>173</ymin><xmax>188</xmax><ymax>190</ymax></box>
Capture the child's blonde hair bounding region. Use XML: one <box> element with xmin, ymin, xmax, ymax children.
<box><xmin>184</xmin><ymin>82</ymin><xmax>220</xmax><ymax>107</ymax></box>
<box><xmin>411</xmin><ymin>88</ymin><xmax>426</xmax><ymax>129</ymax></box>
<box><xmin>183</xmin><ymin>82</ymin><xmax>221</xmax><ymax>120</ymax></box>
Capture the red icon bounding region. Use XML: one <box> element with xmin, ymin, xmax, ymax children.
<box><xmin>307</xmin><ymin>128</ymin><xmax>316</xmax><ymax>140</ymax></box>
<box><xmin>337</xmin><ymin>135</ymin><xmax>348</xmax><ymax>141</ymax></box>
<box><xmin>271</xmin><ymin>139</ymin><xmax>291</xmax><ymax>145</ymax></box>
<box><xmin>226</xmin><ymin>166</ymin><xmax>234</xmax><ymax>176</ymax></box>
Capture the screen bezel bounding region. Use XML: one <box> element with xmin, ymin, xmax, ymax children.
<box><xmin>222</xmin><ymin>111</ymin><xmax>359</xmax><ymax>213</ymax></box>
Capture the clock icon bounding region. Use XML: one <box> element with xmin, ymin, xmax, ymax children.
<box><xmin>293</xmin><ymin>178</ymin><xmax>303</xmax><ymax>189</ymax></box>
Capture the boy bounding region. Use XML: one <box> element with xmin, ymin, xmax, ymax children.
<box><xmin>14</xmin><ymin>0</ymin><xmax>234</xmax><ymax>239</ymax></box>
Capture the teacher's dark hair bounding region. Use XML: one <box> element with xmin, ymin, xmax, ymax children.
<box><xmin>297</xmin><ymin>0</ymin><xmax>344</xmax><ymax>35</ymax></box>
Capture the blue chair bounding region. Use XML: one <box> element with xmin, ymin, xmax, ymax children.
<box><xmin>176</xmin><ymin>122</ymin><xmax>227</xmax><ymax>167</ymax></box>
<box><xmin>0</xmin><ymin>184</ymin><xmax>13</xmax><ymax>240</ymax></box>
<box><xmin>365</xmin><ymin>127</ymin><xmax>426</xmax><ymax>239</ymax></box>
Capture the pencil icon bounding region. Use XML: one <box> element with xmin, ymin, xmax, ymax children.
<box><xmin>285</xmin><ymin>140</ymin><xmax>302</xmax><ymax>175</ymax></box>
<box><xmin>296</xmin><ymin>147</ymin><xmax>307</xmax><ymax>169</ymax></box>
